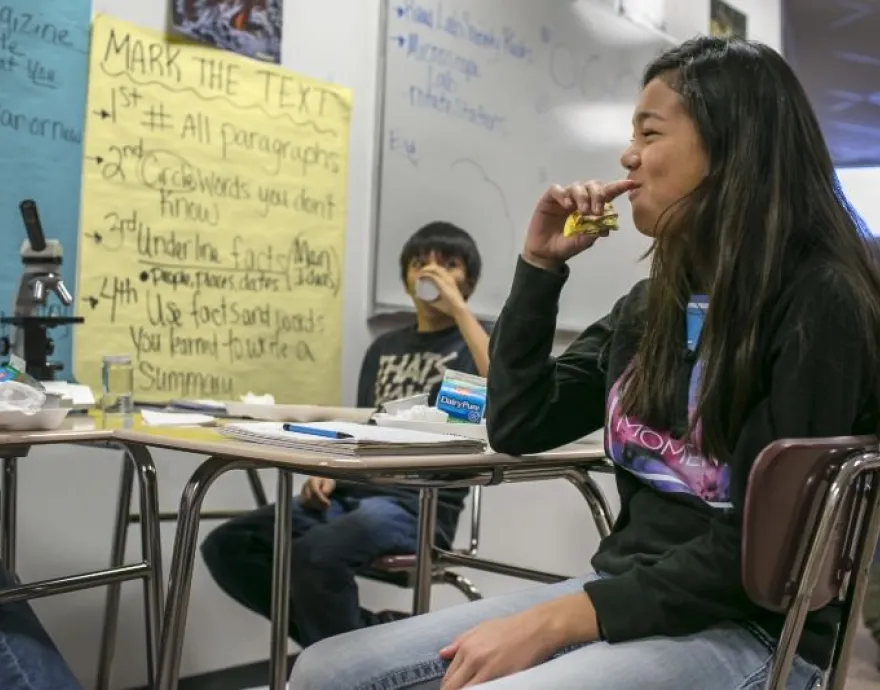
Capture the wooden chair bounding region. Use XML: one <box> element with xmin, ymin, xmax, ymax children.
<box><xmin>742</xmin><ymin>435</ymin><xmax>880</xmax><ymax>689</ymax></box>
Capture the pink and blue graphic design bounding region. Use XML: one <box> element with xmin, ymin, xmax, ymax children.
<box><xmin>604</xmin><ymin>298</ymin><xmax>732</xmax><ymax>508</ymax></box>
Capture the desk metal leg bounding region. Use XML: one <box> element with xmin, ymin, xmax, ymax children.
<box><xmin>1</xmin><ymin>457</ymin><xmax>18</xmax><ymax>570</ymax></box>
<box><xmin>95</xmin><ymin>454</ymin><xmax>135</xmax><ymax>690</ymax></box>
<box><xmin>130</xmin><ymin>444</ymin><xmax>164</xmax><ymax>689</ymax></box>
<box><xmin>412</xmin><ymin>488</ymin><xmax>438</xmax><ymax>615</ymax></box>
<box><xmin>565</xmin><ymin>467</ymin><xmax>614</xmax><ymax>538</ymax></box>
<box><xmin>247</xmin><ymin>468</ymin><xmax>269</xmax><ymax>507</ymax></box>
<box><xmin>157</xmin><ymin>455</ymin><xmax>241</xmax><ymax>690</ymax></box>
<box><xmin>269</xmin><ymin>471</ymin><xmax>293</xmax><ymax>690</ymax></box>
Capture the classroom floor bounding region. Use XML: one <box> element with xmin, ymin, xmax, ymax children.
<box><xmin>127</xmin><ymin>655</ymin><xmax>298</xmax><ymax>690</ymax></box>
<box><xmin>126</xmin><ymin>629</ymin><xmax>880</xmax><ymax>690</ymax></box>
<box><xmin>847</xmin><ymin>625</ymin><xmax>880</xmax><ymax>689</ymax></box>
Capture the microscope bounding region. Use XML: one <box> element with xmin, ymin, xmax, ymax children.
<box><xmin>0</xmin><ymin>200</ymin><xmax>84</xmax><ymax>381</ymax></box>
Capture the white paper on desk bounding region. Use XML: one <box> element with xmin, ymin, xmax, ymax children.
<box><xmin>224</xmin><ymin>403</ymin><xmax>375</xmax><ymax>424</ymax></box>
<box><xmin>140</xmin><ymin>410</ymin><xmax>216</xmax><ymax>426</ymax></box>
<box><xmin>169</xmin><ymin>399</ymin><xmax>227</xmax><ymax>412</ymax></box>
<box><xmin>40</xmin><ymin>382</ymin><xmax>96</xmax><ymax>408</ymax></box>
<box><xmin>221</xmin><ymin>421</ymin><xmax>486</xmax><ymax>456</ymax></box>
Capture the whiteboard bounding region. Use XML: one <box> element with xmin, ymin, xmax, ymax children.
<box><xmin>372</xmin><ymin>0</ymin><xmax>673</xmax><ymax>331</ymax></box>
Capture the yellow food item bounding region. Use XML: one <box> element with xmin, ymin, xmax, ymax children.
<box><xmin>562</xmin><ymin>202</ymin><xmax>619</xmax><ymax>238</ymax></box>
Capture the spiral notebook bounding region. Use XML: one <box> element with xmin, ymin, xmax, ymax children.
<box><xmin>220</xmin><ymin>421</ymin><xmax>487</xmax><ymax>457</ymax></box>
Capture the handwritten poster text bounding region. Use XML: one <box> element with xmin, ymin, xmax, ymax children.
<box><xmin>74</xmin><ymin>15</ymin><xmax>352</xmax><ymax>403</ymax></box>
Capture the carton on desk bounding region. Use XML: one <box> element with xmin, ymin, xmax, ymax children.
<box><xmin>435</xmin><ymin>370</ymin><xmax>486</xmax><ymax>423</ymax></box>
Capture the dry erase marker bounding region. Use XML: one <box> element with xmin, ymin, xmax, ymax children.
<box><xmin>282</xmin><ymin>423</ymin><xmax>354</xmax><ymax>439</ymax></box>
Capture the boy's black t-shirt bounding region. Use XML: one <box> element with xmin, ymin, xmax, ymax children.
<box><xmin>336</xmin><ymin>322</ymin><xmax>489</xmax><ymax>543</ymax></box>
<box><xmin>355</xmin><ymin>324</ymin><xmax>481</xmax><ymax>409</ymax></box>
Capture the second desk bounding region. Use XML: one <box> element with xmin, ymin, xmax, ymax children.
<box><xmin>115</xmin><ymin>425</ymin><xmax>613</xmax><ymax>690</ymax></box>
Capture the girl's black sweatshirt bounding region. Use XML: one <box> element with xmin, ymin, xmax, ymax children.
<box><xmin>486</xmin><ymin>257</ymin><xmax>877</xmax><ymax>669</ymax></box>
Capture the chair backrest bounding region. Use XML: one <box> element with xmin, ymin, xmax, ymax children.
<box><xmin>742</xmin><ymin>436</ymin><xmax>878</xmax><ymax>614</ymax></box>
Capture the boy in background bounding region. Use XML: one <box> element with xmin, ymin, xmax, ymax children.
<box><xmin>201</xmin><ymin>221</ymin><xmax>489</xmax><ymax>647</ymax></box>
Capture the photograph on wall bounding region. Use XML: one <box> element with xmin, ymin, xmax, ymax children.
<box><xmin>171</xmin><ymin>0</ymin><xmax>283</xmax><ymax>63</ymax></box>
<box><xmin>710</xmin><ymin>0</ymin><xmax>747</xmax><ymax>39</ymax></box>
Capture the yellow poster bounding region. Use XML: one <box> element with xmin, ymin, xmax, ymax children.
<box><xmin>74</xmin><ymin>15</ymin><xmax>352</xmax><ymax>404</ymax></box>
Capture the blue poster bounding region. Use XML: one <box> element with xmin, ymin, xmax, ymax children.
<box><xmin>0</xmin><ymin>1</ymin><xmax>90</xmax><ymax>380</ymax></box>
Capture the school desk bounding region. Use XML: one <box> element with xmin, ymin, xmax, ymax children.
<box><xmin>114</xmin><ymin>425</ymin><xmax>612</xmax><ymax>690</ymax></box>
<box><xmin>0</xmin><ymin>417</ymin><xmax>164</xmax><ymax>689</ymax></box>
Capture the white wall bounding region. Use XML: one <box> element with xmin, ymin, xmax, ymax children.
<box><xmin>838</xmin><ymin>167</ymin><xmax>880</xmax><ymax>235</ymax></box>
<box><xmin>17</xmin><ymin>1</ymin><xmax>781</xmax><ymax>688</ymax></box>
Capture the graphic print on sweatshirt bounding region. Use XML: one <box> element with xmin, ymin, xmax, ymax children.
<box><xmin>605</xmin><ymin>297</ymin><xmax>732</xmax><ymax>509</ymax></box>
<box><xmin>605</xmin><ymin>362</ymin><xmax>732</xmax><ymax>509</ymax></box>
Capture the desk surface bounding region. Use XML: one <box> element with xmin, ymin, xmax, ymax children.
<box><xmin>114</xmin><ymin>425</ymin><xmax>608</xmax><ymax>473</ymax></box>
<box><xmin>0</xmin><ymin>414</ymin><xmax>609</xmax><ymax>474</ymax></box>
<box><xmin>0</xmin><ymin>415</ymin><xmax>113</xmax><ymax>447</ymax></box>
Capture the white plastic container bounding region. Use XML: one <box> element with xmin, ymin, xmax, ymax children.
<box><xmin>381</xmin><ymin>393</ymin><xmax>430</xmax><ymax>415</ymax></box>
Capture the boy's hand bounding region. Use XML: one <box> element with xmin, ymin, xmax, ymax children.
<box><xmin>300</xmin><ymin>477</ymin><xmax>336</xmax><ymax>510</ymax></box>
<box><xmin>417</xmin><ymin>265</ymin><xmax>467</xmax><ymax>316</ymax></box>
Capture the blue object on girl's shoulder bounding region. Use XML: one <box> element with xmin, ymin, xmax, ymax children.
<box><xmin>686</xmin><ymin>295</ymin><xmax>709</xmax><ymax>352</ymax></box>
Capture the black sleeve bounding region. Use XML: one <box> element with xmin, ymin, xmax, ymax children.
<box><xmin>486</xmin><ymin>257</ymin><xmax>622</xmax><ymax>455</ymax></box>
<box><xmin>356</xmin><ymin>338</ymin><xmax>382</xmax><ymax>408</ymax></box>
<box><xmin>582</xmin><ymin>278</ymin><xmax>870</xmax><ymax>642</ymax></box>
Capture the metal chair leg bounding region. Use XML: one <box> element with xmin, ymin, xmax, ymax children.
<box><xmin>827</xmin><ymin>472</ymin><xmax>880</xmax><ymax>689</ymax></box>
<box><xmin>95</xmin><ymin>454</ymin><xmax>135</xmax><ymax>690</ymax></box>
<box><xmin>765</xmin><ymin>452</ymin><xmax>879</xmax><ymax>689</ymax></box>
<box><xmin>441</xmin><ymin>570</ymin><xmax>482</xmax><ymax>602</ymax></box>
<box><xmin>1</xmin><ymin>457</ymin><xmax>18</xmax><ymax>570</ymax></box>
<box><xmin>412</xmin><ymin>488</ymin><xmax>438</xmax><ymax>615</ymax></box>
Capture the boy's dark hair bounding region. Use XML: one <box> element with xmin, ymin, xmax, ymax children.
<box><xmin>399</xmin><ymin>221</ymin><xmax>482</xmax><ymax>288</ymax></box>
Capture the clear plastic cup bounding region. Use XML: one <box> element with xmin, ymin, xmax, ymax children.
<box><xmin>101</xmin><ymin>354</ymin><xmax>134</xmax><ymax>427</ymax></box>
<box><xmin>414</xmin><ymin>277</ymin><xmax>440</xmax><ymax>302</ymax></box>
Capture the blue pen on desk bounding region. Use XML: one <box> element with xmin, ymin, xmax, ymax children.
<box><xmin>282</xmin><ymin>423</ymin><xmax>354</xmax><ymax>440</ymax></box>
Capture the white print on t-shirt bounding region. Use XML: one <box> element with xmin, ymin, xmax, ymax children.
<box><xmin>373</xmin><ymin>351</ymin><xmax>459</xmax><ymax>406</ymax></box>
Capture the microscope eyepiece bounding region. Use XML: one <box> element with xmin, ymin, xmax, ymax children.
<box><xmin>19</xmin><ymin>199</ymin><xmax>46</xmax><ymax>252</ymax></box>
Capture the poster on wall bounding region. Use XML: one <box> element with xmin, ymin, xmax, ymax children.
<box><xmin>710</xmin><ymin>0</ymin><xmax>747</xmax><ymax>39</ymax></box>
<box><xmin>76</xmin><ymin>15</ymin><xmax>352</xmax><ymax>403</ymax></box>
<box><xmin>620</xmin><ymin>0</ymin><xmax>667</xmax><ymax>35</ymax></box>
<box><xmin>170</xmin><ymin>0</ymin><xmax>283</xmax><ymax>63</ymax></box>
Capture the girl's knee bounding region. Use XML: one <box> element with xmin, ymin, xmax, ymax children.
<box><xmin>289</xmin><ymin>637</ymin><xmax>350</xmax><ymax>690</ymax></box>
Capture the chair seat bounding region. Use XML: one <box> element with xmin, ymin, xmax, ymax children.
<box><xmin>371</xmin><ymin>554</ymin><xmax>417</xmax><ymax>571</ymax></box>
<box><xmin>358</xmin><ymin>553</ymin><xmax>447</xmax><ymax>588</ymax></box>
